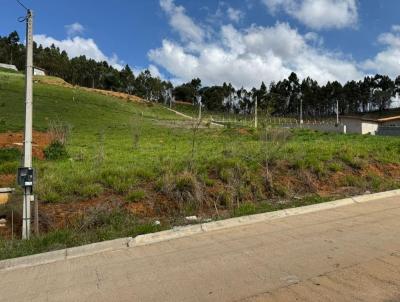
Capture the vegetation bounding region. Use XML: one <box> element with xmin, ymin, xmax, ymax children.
<box><xmin>2</xmin><ymin>31</ymin><xmax>400</xmax><ymax>117</ymax></box>
<box><xmin>0</xmin><ymin>65</ymin><xmax>399</xmax><ymax>259</ymax></box>
<box><xmin>0</xmin><ymin>31</ymin><xmax>172</xmax><ymax>100</ymax></box>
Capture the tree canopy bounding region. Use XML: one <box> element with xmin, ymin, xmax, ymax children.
<box><xmin>1</xmin><ymin>30</ymin><xmax>399</xmax><ymax>116</ymax></box>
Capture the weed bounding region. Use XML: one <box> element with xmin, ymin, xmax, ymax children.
<box><xmin>48</xmin><ymin>120</ymin><xmax>71</xmax><ymax>145</ymax></box>
<box><xmin>0</xmin><ymin>148</ymin><xmax>20</xmax><ymax>162</ymax></box>
<box><xmin>328</xmin><ymin>162</ymin><xmax>343</xmax><ymax>172</ymax></box>
<box><xmin>127</xmin><ymin>190</ymin><xmax>146</xmax><ymax>203</ymax></box>
<box><xmin>44</xmin><ymin>141</ymin><xmax>68</xmax><ymax>160</ymax></box>
<box><xmin>234</xmin><ymin>203</ymin><xmax>257</xmax><ymax>217</ymax></box>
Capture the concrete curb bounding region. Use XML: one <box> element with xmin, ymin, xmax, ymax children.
<box><xmin>1</xmin><ymin>189</ymin><xmax>399</xmax><ymax>271</ymax></box>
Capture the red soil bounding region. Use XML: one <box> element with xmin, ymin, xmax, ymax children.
<box><xmin>0</xmin><ymin>131</ymin><xmax>52</xmax><ymax>159</ymax></box>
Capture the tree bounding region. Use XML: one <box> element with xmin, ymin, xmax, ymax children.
<box><xmin>7</xmin><ymin>31</ymin><xmax>19</xmax><ymax>65</ymax></box>
<box><xmin>120</xmin><ymin>64</ymin><xmax>135</xmax><ymax>94</ymax></box>
<box><xmin>394</xmin><ymin>75</ymin><xmax>400</xmax><ymax>96</ymax></box>
<box><xmin>173</xmin><ymin>78</ymin><xmax>202</xmax><ymax>103</ymax></box>
<box><xmin>371</xmin><ymin>74</ymin><xmax>395</xmax><ymax>112</ymax></box>
<box><xmin>343</xmin><ymin>81</ymin><xmax>360</xmax><ymax>113</ymax></box>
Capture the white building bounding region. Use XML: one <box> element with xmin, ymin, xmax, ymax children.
<box><xmin>33</xmin><ymin>67</ymin><xmax>46</xmax><ymax>76</ymax></box>
<box><xmin>0</xmin><ymin>63</ymin><xmax>18</xmax><ymax>71</ymax></box>
<box><xmin>341</xmin><ymin>112</ymin><xmax>400</xmax><ymax>135</ymax></box>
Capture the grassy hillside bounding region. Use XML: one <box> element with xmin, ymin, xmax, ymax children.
<box><xmin>0</xmin><ymin>69</ymin><xmax>400</xmax><ymax>259</ymax></box>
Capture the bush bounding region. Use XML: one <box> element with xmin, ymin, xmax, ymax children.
<box><xmin>160</xmin><ymin>171</ymin><xmax>203</xmax><ymax>208</ymax></box>
<box><xmin>0</xmin><ymin>161</ymin><xmax>19</xmax><ymax>174</ymax></box>
<box><xmin>44</xmin><ymin>140</ymin><xmax>68</xmax><ymax>160</ymax></box>
<box><xmin>0</xmin><ymin>148</ymin><xmax>20</xmax><ymax>162</ymax></box>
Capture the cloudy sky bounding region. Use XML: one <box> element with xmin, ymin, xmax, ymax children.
<box><xmin>2</xmin><ymin>0</ymin><xmax>400</xmax><ymax>88</ymax></box>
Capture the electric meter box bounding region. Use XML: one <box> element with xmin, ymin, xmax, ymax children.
<box><xmin>17</xmin><ymin>167</ymin><xmax>35</xmax><ymax>187</ymax></box>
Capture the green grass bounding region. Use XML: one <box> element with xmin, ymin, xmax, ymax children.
<box><xmin>0</xmin><ymin>207</ymin><xmax>164</xmax><ymax>260</ymax></box>
<box><xmin>1</xmin><ymin>69</ymin><xmax>400</xmax><ymax>259</ymax></box>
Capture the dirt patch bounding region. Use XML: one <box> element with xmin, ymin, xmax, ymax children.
<box><xmin>34</xmin><ymin>76</ymin><xmax>73</xmax><ymax>88</ymax></box>
<box><xmin>0</xmin><ymin>131</ymin><xmax>52</xmax><ymax>160</ymax></box>
<box><xmin>237</xmin><ymin>128</ymin><xmax>251</xmax><ymax>135</ymax></box>
<box><xmin>80</xmin><ymin>87</ymin><xmax>144</xmax><ymax>103</ymax></box>
<box><xmin>33</xmin><ymin>75</ymin><xmax>144</xmax><ymax>104</ymax></box>
<box><xmin>0</xmin><ymin>174</ymin><xmax>14</xmax><ymax>187</ymax></box>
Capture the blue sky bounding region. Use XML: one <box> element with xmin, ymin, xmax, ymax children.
<box><xmin>2</xmin><ymin>0</ymin><xmax>400</xmax><ymax>88</ymax></box>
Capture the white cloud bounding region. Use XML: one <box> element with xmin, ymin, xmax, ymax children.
<box><xmin>391</xmin><ymin>25</ymin><xmax>400</xmax><ymax>32</ymax></box>
<box><xmin>227</xmin><ymin>7</ymin><xmax>245</xmax><ymax>23</ymax></box>
<box><xmin>160</xmin><ymin>0</ymin><xmax>205</xmax><ymax>43</ymax></box>
<box><xmin>149</xmin><ymin>21</ymin><xmax>362</xmax><ymax>88</ymax></box>
<box><xmin>34</xmin><ymin>35</ymin><xmax>124</xmax><ymax>70</ymax></box>
<box><xmin>262</xmin><ymin>0</ymin><xmax>358</xmax><ymax>30</ymax></box>
<box><xmin>65</xmin><ymin>22</ymin><xmax>85</xmax><ymax>37</ymax></box>
<box><xmin>362</xmin><ymin>28</ymin><xmax>400</xmax><ymax>79</ymax></box>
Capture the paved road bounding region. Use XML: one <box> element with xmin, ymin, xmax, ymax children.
<box><xmin>1</xmin><ymin>196</ymin><xmax>400</xmax><ymax>302</ymax></box>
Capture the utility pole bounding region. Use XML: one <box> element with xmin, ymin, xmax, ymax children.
<box><xmin>254</xmin><ymin>95</ymin><xmax>258</xmax><ymax>129</ymax></box>
<box><xmin>21</xmin><ymin>9</ymin><xmax>34</xmax><ymax>239</ymax></box>
<box><xmin>299</xmin><ymin>98</ymin><xmax>303</xmax><ymax>126</ymax></box>
<box><xmin>197</xmin><ymin>95</ymin><xmax>202</xmax><ymax>120</ymax></box>
<box><xmin>169</xmin><ymin>89</ymin><xmax>173</xmax><ymax>109</ymax></box>
<box><xmin>336</xmin><ymin>99</ymin><xmax>340</xmax><ymax>125</ymax></box>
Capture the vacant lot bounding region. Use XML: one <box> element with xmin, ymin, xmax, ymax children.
<box><xmin>0</xmin><ymin>69</ymin><xmax>399</xmax><ymax>259</ymax></box>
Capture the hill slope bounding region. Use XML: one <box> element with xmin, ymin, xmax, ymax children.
<box><xmin>0</xmin><ymin>69</ymin><xmax>400</xmax><ymax>259</ymax></box>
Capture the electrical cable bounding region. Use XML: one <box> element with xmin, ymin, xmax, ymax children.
<box><xmin>16</xmin><ymin>0</ymin><xmax>29</xmax><ymax>22</ymax></box>
<box><xmin>16</xmin><ymin>0</ymin><xmax>28</xmax><ymax>11</ymax></box>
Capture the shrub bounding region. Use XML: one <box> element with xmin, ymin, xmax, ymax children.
<box><xmin>48</xmin><ymin>120</ymin><xmax>71</xmax><ymax>145</ymax></box>
<box><xmin>0</xmin><ymin>161</ymin><xmax>19</xmax><ymax>174</ymax></box>
<box><xmin>44</xmin><ymin>140</ymin><xmax>68</xmax><ymax>160</ymax></box>
<box><xmin>0</xmin><ymin>148</ymin><xmax>20</xmax><ymax>162</ymax></box>
<box><xmin>160</xmin><ymin>170</ymin><xmax>203</xmax><ymax>208</ymax></box>
<box><xmin>77</xmin><ymin>183</ymin><xmax>104</xmax><ymax>199</ymax></box>
<box><xmin>99</xmin><ymin>168</ymin><xmax>137</xmax><ymax>194</ymax></box>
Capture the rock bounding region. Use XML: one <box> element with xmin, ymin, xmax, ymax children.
<box><xmin>153</xmin><ymin>220</ymin><xmax>161</xmax><ymax>226</ymax></box>
<box><xmin>185</xmin><ymin>216</ymin><xmax>198</xmax><ymax>222</ymax></box>
<box><xmin>0</xmin><ymin>218</ymin><xmax>6</xmax><ymax>227</ymax></box>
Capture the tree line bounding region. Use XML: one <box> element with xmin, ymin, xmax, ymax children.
<box><xmin>0</xmin><ymin>31</ymin><xmax>172</xmax><ymax>101</ymax></box>
<box><xmin>1</xmin><ymin>31</ymin><xmax>399</xmax><ymax>116</ymax></box>
<box><xmin>175</xmin><ymin>73</ymin><xmax>400</xmax><ymax>116</ymax></box>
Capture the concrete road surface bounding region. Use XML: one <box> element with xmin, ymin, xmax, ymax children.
<box><xmin>1</xmin><ymin>196</ymin><xmax>400</xmax><ymax>302</ymax></box>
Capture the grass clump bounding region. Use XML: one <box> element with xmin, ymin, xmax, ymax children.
<box><xmin>0</xmin><ymin>148</ymin><xmax>20</xmax><ymax>175</ymax></box>
<box><xmin>0</xmin><ymin>205</ymin><xmax>164</xmax><ymax>261</ymax></box>
<box><xmin>44</xmin><ymin>141</ymin><xmax>68</xmax><ymax>160</ymax></box>
<box><xmin>127</xmin><ymin>190</ymin><xmax>146</xmax><ymax>203</ymax></box>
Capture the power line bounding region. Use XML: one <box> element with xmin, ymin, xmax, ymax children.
<box><xmin>16</xmin><ymin>0</ymin><xmax>29</xmax><ymax>11</ymax></box>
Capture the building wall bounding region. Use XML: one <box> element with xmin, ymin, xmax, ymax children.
<box><xmin>341</xmin><ymin>118</ymin><xmax>379</xmax><ymax>135</ymax></box>
<box><xmin>341</xmin><ymin>118</ymin><xmax>362</xmax><ymax>134</ymax></box>
<box><xmin>377</xmin><ymin>126</ymin><xmax>400</xmax><ymax>136</ymax></box>
<box><xmin>0</xmin><ymin>63</ymin><xmax>18</xmax><ymax>71</ymax></box>
<box><xmin>283</xmin><ymin>123</ymin><xmax>346</xmax><ymax>134</ymax></box>
<box><xmin>301</xmin><ymin>124</ymin><xmax>346</xmax><ymax>134</ymax></box>
<box><xmin>382</xmin><ymin>120</ymin><xmax>400</xmax><ymax>127</ymax></box>
<box><xmin>361</xmin><ymin>122</ymin><xmax>379</xmax><ymax>135</ymax></box>
<box><xmin>34</xmin><ymin>69</ymin><xmax>46</xmax><ymax>76</ymax></box>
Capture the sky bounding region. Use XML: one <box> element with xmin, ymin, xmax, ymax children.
<box><xmin>2</xmin><ymin>0</ymin><xmax>400</xmax><ymax>88</ymax></box>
